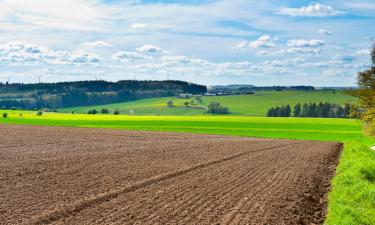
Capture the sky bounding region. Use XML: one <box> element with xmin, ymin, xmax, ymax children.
<box><xmin>0</xmin><ymin>0</ymin><xmax>374</xmax><ymax>86</ymax></box>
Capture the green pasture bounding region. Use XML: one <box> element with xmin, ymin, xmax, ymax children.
<box><xmin>61</xmin><ymin>90</ymin><xmax>356</xmax><ymax>116</ymax></box>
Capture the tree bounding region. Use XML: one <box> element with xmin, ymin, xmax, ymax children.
<box><xmin>207</xmin><ymin>102</ymin><xmax>229</xmax><ymax>114</ymax></box>
<box><xmin>88</xmin><ymin>109</ymin><xmax>98</xmax><ymax>114</ymax></box>
<box><xmin>114</xmin><ymin>109</ymin><xmax>120</xmax><ymax>115</ymax></box>
<box><xmin>167</xmin><ymin>100</ymin><xmax>174</xmax><ymax>107</ymax></box>
<box><xmin>344</xmin><ymin>104</ymin><xmax>351</xmax><ymax>118</ymax></box>
<box><xmin>267</xmin><ymin>105</ymin><xmax>291</xmax><ymax>117</ymax></box>
<box><xmin>293</xmin><ymin>103</ymin><xmax>301</xmax><ymax>117</ymax></box>
<box><xmin>302</xmin><ymin>103</ymin><xmax>309</xmax><ymax>117</ymax></box>
<box><xmin>285</xmin><ymin>104</ymin><xmax>291</xmax><ymax>117</ymax></box>
<box><xmin>194</xmin><ymin>96</ymin><xmax>203</xmax><ymax>104</ymax></box>
<box><xmin>351</xmin><ymin>43</ymin><xmax>375</xmax><ymax>134</ymax></box>
<box><xmin>2</xmin><ymin>112</ymin><xmax>7</xmax><ymax>118</ymax></box>
<box><xmin>101</xmin><ymin>108</ymin><xmax>109</xmax><ymax>114</ymax></box>
<box><xmin>337</xmin><ymin>106</ymin><xmax>346</xmax><ymax>118</ymax></box>
<box><xmin>184</xmin><ymin>102</ymin><xmax>189</xmax><ymax>107</ymax></box>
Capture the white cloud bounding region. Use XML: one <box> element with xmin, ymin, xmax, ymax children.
<box><xmin>111</xmin><ymin>51</ymin><xmax>151</xmax><ymax>62</ymax></box>
<box><xmin>129</xmin><ymin>23</ymin><xmax>148</xmax><ymax>29</ymax></box>
<box><xmin>162</xmin><ymin>55</ymin><xmax>209</xmax><ymax>66</ymax></box>
<box><xmin>249</xmin><ymin>35</ymin><xmax>276</xmax><ymax>48</ymax></box>
<box><xmin>278</xmin><ymin>4</ymin><xmax>344</xmax><ymax>17</ymax></box>
<box><xmin>287</xmin><ymin>39</ymin><xmax>325</xmax><ymax>48</ymax></box>
<box><xmin>237</xmin><ymin>35</ymin><xmax>276</xmax><ymax>49</ymax></box>
<box><xmin>317</xmin><ymin>29</ymin><xmax>333</xmax><ymax>35</ymax></box>
<box><xmin>355</xmin><ymin>49</ymin><xmax>371</xmax><ymax>56</ymax></box>
<box><xmin>0</xmin><ymin>0</ymin><xmax>118</xmax><ymax>31</ymax></box>
<box><xmin>129</xmin><ymin>23</ymin><xmax>177</xmax><ymax>30</ymax></box>
<box><xmin>0</xmin><ymin>41</ymin><xmax>100</xmax><ymax>65</ymax></box>
<box><xmin>279</xmin><ymin>48</ymin><xmax>322</xmax><ymax>55</ymax></box>
<box><xmin>136</xmin><ymin>45</ymin><xmax>166</xmax><ymax>53</ymax></box>
<box><xmin>84</xmin><ymin>41</ymin><xmax>113</xmax><ymax>48</ymax></box>
<box><xmin>236</xmin><ymin>41</ymin><xmax>249</xmax><ymax>49</ymax></box>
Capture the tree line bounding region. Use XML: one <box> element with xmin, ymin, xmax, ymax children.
<box><xmin>0</xmin><ymin>80</ymin><xmax>207</xmax><ymax>110</ymax></box>
<box><xmin>267</xmin><ymin>102</ymin><xmax>353</xmax><ymax>118</ymax></box>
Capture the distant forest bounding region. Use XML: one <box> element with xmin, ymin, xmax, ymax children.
<box><xmin>210</xmin><ymin>85</ymin><xmax>316</xmax><ymax>95</ymax></box>
<box><xmin>0</xmin><ymin>80</ymin><xmax>207</xmax><ymax>110</ymax></box>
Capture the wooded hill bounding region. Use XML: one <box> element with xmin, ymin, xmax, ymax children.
<box><xmin>0</xmin><ymin>80</ymin><xmax>207</xmax><ymax>110</ymax></box>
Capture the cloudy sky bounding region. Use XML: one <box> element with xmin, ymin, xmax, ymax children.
<box><xmin>0</xmin><ymin>0</ymin><xmax>374</xmax><ymax>86</ymax></box>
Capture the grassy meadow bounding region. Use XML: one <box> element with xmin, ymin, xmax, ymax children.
<box><xmin>61</xmin><ymin>90</ymin><xmax>356</xmax><ymax>116</ymax></box>
<box><xmin>0</xmin><ymin>108</ymin><xmax>373</xmax><ymax>224</ymax></box>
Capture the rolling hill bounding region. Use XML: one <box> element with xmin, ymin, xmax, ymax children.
<box><xmin>61</xmin><ymin>90</ymin><xmax>357</xmax><ymax>116</ymax></box>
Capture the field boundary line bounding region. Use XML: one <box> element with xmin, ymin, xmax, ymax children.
<box><xmin>29</xmin><ymin>141</ymin><xmax>309</xmax><ymax>225</ymax></box>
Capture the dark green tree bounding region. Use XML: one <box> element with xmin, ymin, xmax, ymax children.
<box><xmin>293</xmin><ymin>103</ymin><xmax>301</xmax><ymax>117</ymax></box>
<box><xmin>285</xmin><ymin>104</ymin><xmax>292</xmax><ymax>117</ymax></box>
<box><xmin>101</xmin><ymin>108</ymin><xmax>109</xmax><ymax>114</ymax></box>
<box><xmin>302</xmin><ymin>103</ymin><xmax>309</xmax><ymax>117</ymax></box>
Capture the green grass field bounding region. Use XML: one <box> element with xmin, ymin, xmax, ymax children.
<box><xmin>0</xmin><ymin>110</ymin><xmax>373</xmax><ymax>224</ymax></box>
<box><xmin>61</xmin><ymin>90</ymin><xmax>356</xmax><ymax>116</ymax></box>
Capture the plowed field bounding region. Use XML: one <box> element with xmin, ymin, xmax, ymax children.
<box><xmin>0</xmin><ymin>124</ymin><xmax>342</xmax><ymax>225</ymax></box>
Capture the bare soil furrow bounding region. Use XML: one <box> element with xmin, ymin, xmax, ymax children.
<box><xmin>0</xmin><ymin>124</ymin><xmax>341</xmax><ymax>225</ymax></box>
<box><xmin>30</xmin><ymin>142</ymin><xmax>298</xmax><ymax>225</ymax></box>
<box><xmin>228</xmin><ymin>152</ymin><xmax>303</xmax><ymax>224</ymax></box>
<box><xmin>145</xmin><ymin>149</ymin><xmax>286</xmax><ymax>222</ymax></box>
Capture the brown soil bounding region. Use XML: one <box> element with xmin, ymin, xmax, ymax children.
<box><xmin>0</xmin><ymin>124</ymin><xmax>342</xmax><ymax>225</ymax></box>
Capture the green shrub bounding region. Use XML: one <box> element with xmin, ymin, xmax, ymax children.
<box><xmin>2</xmin><ymin>112</ymin><xmax>8</xmax><ymax>118</ymax></box>
<box><xmin>114</xmin><ymin>110</ymin><xmax>120</xmax><ymax>115</ymax></box>
<box><xmin>167</xmin><ymin>100</ymin><xmax>174</xmax><ymax>107</ymax></box>
<box><xmin>88</xmin><ymin>109</ymin><xmax>98</xmax><ymax>114</ymax></box>
<box><xmin>207</xmin><ymin>102</ymin><xmax>229</xmax><ymax>114</ymax></box>
<box><xmin>36</xmin><ymin>111</ymin><xmax>43</xmax><ymax>116</ymax></box>
<box><xmin>101</xmin><ymin>108</ymin><xmax>109</xmax><ymax>114</ymax></box>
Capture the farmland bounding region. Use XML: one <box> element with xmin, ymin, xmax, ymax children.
<box><xmin>0</xmin><ymin>111</ymin><xmax>374</xmax><ymax>224</ymax></box>
<box><xmin>1</xmin><ymin>125</ymin><xmax>341</xmax><ymax>225</ymax></box>
<box><xmin>62</xmin><ymin>90</ymin><xmax>356</xmax><ymax>116</ymax></box>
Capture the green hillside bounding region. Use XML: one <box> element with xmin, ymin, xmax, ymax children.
<box><xmin>61</xmin><ymin>90</ymin><xmax>356</xmax><ymax>116</ymax></box>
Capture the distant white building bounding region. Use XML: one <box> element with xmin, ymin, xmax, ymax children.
<box><xmin>179</xmin><ymin>93</ymin><xmax>193</xmax><ymax>98</ymax></box>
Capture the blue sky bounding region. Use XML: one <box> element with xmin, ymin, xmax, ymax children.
<box><xmin>0</xmin><ymin>0</ymin><xmax>374</xmax><ymax>86</ymax></box>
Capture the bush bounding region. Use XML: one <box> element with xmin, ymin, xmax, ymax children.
<box><xmin>207</xmin><ymin>102</ymin><xmax>229</xmax><ymax>114</ymax></box>
<box><xmin>167</xmin><ymin>100</ymin><xmax>174</xmax><ymax>107</ymax></box>
<box><xmin>114</xmin><ymin>110</ymin><xmax>120</xmax><ymax>115</ymax></box>
<box><xmin>101</xmin><ymin>108</ymin><xmax>109</xmax><ymax>114</ymax></box>
<box><xmin>2</xmin><ymin>112</ymin><xmax>8</xmax><ymax>118</ymax></box>
<box><xmin>36</xmin><ymin>111</ymin><xmax>43</xmax><ymax>116</ymax></box>
<box><xmin>88</xmin><ymin>109</ymin><xmax>98</xmax><ymax>114</ymax></box>
<box><xmin>184</xmin><ymin>102</ymin><xmax>189</xmax><ymax>107</ymax></box>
